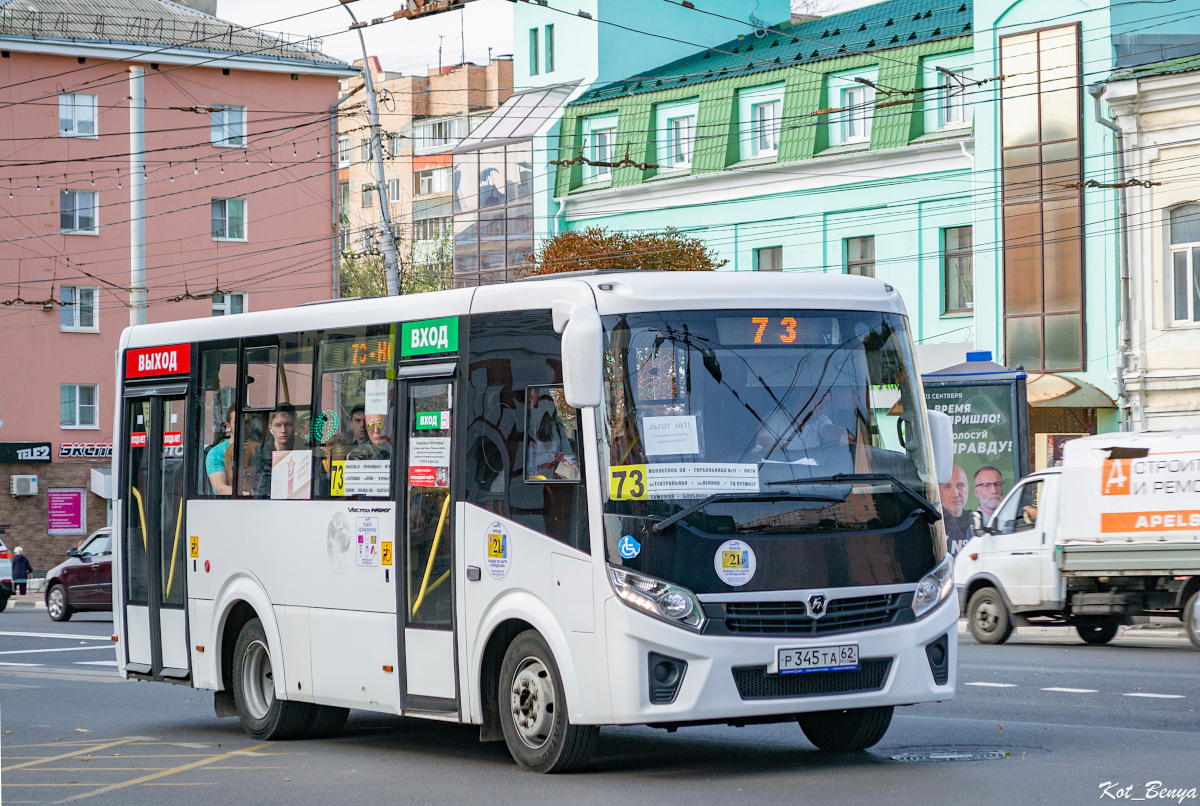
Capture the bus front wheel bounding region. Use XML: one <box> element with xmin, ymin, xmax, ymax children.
<box><xmin>798</xmin><ymin>705</ymin><xmax>894</xmax><ymax>752</ymax></box>
<box><xmin>232</xmin><ymin>618</ymin><xmax>312</xmax><ymax>740</ymax></box>
<box><xmin>498</xmin><ymin>630</ymin><xmax>598</xmax><ymax>773</ymax></box>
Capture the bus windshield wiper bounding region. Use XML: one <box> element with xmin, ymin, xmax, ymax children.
<box><xmin>650</xmin><ymin>491</ymin><xmax>843</xmax><ymax>535</ymax></box>
<box><xmin>763</xmin><ymin>472</ymin><xmax>941</xmax><ymax>522</ymax></box>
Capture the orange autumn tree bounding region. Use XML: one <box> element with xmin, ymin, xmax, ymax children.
<box><xmin>518</xmin><ymin>226</ymin><xmax>727</xmax><ymax>278</ymax></box>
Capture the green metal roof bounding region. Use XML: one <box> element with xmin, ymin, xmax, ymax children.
<box><xmin>1109</xmin><ymin>52</ymin><xmax>1200</xmax><ymax>82</ymax></box>
<box><xmin>572</xmin><ymin>0</ymin><xmax>972</xmax><ymax>105</ymax></box>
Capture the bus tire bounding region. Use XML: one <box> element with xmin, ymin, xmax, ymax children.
<box><xmin>304</xmin><ymin>705</ymin><xmax>349</xmax><ymax>738</ymax></box>
<box><xmin>798</xmin><ymin>706</ymin><xmax>894</xmax><ymax>752</ymax></box>
<box><xmin>1184</xmin><ymin>591</ymin><xmax>1200</xmax><ymax>651</ymax></box>
<box><xmin>967</xmin><ymin>587</ymin><xmax>1013</xmax><ymax>645</ymax></box>
<box><xmin>498</xmin><ymin>630</ymin><xmax>598</xmax><ymax>773</ymax></box>
<box><xmin>1075</xmin><ymin>619</ymin><xmax>1119</xmax><ymax>645</ymax></box>
<box><xmin>47</xmin><ymin>584</ymin><xmax>72</xmax><ymax>622</ymax></box>
<box><xmin>232</xmin><ymin>618</ymin><xmax>312</xmax><ymax>740</ymax></box>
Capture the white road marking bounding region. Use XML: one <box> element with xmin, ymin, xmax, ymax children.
<box><xmin>1041</xmin><ymin>687</ymin><xmax>1098</xmax><ymax>693</ymax></box>
<box><xmin>0</xmin><ymin>646</ymin><xmax>112</xmax><ymax>656</ymax></box>
<box><xmin>1123</xmin><ymin>692</ymin><xmax>1185</xmax><ymax>699</ymax></box>
<box><xmin>0</xmin><ymin>662</ymin><xmax>42</xmax><ymax>667</ymax></box>
<box><xmin>0</xmin><ymin>631</ymin><xmax>111</xmax><ymax>641</ymax></box>
<box><xmin>74</xmin><ymin>660</ymin><xmax>118</xmax><ymax>667</ymax></box>
<box><xmin>965</xmin><ymin>682</ymin><xmax>1018</xmax><ymax>688</ymax></box>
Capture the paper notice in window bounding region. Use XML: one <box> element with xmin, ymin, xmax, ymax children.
<box><xmin>642</xmin><ymin>415</ymin><xmax>700</xmax><ymax>455</ymax></box>
<box><xmin>365</xmin><ymin>379</ymin><xmax>390</xmax><ymax>416</ymax></box>
<box><xmin>409</xmin><ymin>437</ymin><xmax>451</xmax><ymax>468</ymax></box>
<box><xmin>271</xmin><ymin>450</ymin><xmax>312</xmax><ymax>500</ymax></box>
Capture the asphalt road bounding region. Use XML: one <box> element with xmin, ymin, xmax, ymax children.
<box><xmin>1</xmin><ymin>606</ymin><xmax>1198</xmax><ymax>806</ymax></box>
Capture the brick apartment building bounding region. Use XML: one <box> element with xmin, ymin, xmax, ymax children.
<box><xmin>0</xmin><ymin>0</ymin><xmax>352</xmax><ymax>574</ymax></box>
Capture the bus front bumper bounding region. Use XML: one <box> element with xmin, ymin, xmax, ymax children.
<box><xmin>600</xmin><ymin>591</ymin><xmax>957</xmax><ymax>725</ymax></box>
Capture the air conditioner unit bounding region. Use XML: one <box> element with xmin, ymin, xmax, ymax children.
<box><xmin>10</xmin><ymin>475</ymin><xmax>37</xmax><ymax>496</ymax></box>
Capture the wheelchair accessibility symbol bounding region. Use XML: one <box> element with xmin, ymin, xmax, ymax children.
<box><xmin>618</xmin><ymin>534</ymin><xmax>641</xmax><ymax>559</ymax></box>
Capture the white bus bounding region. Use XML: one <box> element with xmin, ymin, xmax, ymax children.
<box><xmin>112</xmin><ymin>270</ymin><xmax>957</xmax><ymax>772</ymax></box>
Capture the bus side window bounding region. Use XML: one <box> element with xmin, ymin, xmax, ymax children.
<box><xmin>197</xmin><ymin>345</ymin><xmax>240</xmax><ymax>497</ymax></box>
<box><xmin>524</xmin><ymin>386</ymin><xmax>580</xmax><ymax>482</ymax></box>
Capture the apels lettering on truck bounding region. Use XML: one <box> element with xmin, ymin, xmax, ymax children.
<box><xmin>126</xmin><ymin>344</ymin><xmax>191</xmax><ymax>378</ymax></box>
<box><xmin>401</xmin><ymin>317</ymin><xmax>458</xmax><ymax>357</ymax></box>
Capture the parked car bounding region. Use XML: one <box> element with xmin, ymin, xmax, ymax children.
<box><xmin>0</xmin><ymin>539</ymin><xmax>12</xmax><ymax>612</ymax></box>
<box><xmin>44</xmin><ymin>527</ymin><xmax>112</xmax><ymax>621</ymax></box>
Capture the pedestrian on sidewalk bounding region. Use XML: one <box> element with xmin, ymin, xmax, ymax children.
<box><xmin>11</xmin><ymin>547</ymin><xmax>32</xmax><ymax>596</ymax></box>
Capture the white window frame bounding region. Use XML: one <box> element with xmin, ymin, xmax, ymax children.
<box><xmin>416</xmin><ymin>167</ymin><xmax>452</xmax><ymax>195</ymax></box>
<box><xmin>212</xmin><ymin>292</ymin><xmax>248</xmax><ymax>316</ymax></box>
<box><xmin>738</xmin><ymin>83</ymin><xmax>785</xmax><ymax>161</ymax></box>
<box><xmin>211</xmin><ymin>197</ymin><xmax>247</xmax><ymax>241</ymax></box>
<box><xmin>59</xmin><ymin>93</ymin><xmax>97</xmax><ymax>138</ymax></box>
<box><xmin>582</xmin><ymin>112</ymin><xmax>618</xmax><ymax>183</ymax></box>
<box><xmin>360</xmin><ymin>138</ymin><xmax>374</xmax><ymax>163</ymax></box>
<box><xmin>413</xmin><ymin>116</ymin><xmax>465</xmax><ymax>155</ymax></box>
<box><xmin>338</xmin><ymin>134</ymin><xmax>352</xmax><ymax>167</ymax></box>
<box><xmin>655</xmin><ymin>98</ymin><xmax>699</xmax><ymax>172</ymax></box>
<box><xmin>923</xmin><ymin>52</ymin><xmax>975</xmax><ymax>132</ymax></box>
<box><xmin>387</xmin><ymin>178</ymin><xmax>401</xmax><ymax>204</ymax></box>
<box><xmin>755</xmin><ymin>246</ymin><xmax>783</xmax><ymax>272</ymax></box>
<box><xmin>60</xmin><ymin>285</ymin><xmax>99</xmax><ymax>332</ymax></box>
<box><xmin>828</xmin><ymin>68</ymin><xmax>878</xmax><ymax>147</ymax></box>
<box><xmin>60</xmin><ymin>189</ymin><xmax>98</xmax><ymax>234</ymax></box>
<box><xmin>361</xmin><ymin>184</ymin><xmax>374</xmax><ymax>208</ymax></box>
<box><xmin>210</xmin><ymin>104</ymin><xmax>246</xmax><ymax>148</ymax></box>
<box><xmin>1168</xmin><ymin>204</ymin><xmax>1200</xmax><ymax>326</ymax></box>
<box><xmin>60</xmin><ymin>383</ymin><xmax>99</xmax><ymax>429</ymax></box>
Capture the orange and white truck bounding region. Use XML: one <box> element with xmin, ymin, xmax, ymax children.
<box><xmin>954</xmin><ymin>431</ymin><xmax>1200</xmax><ymax>649</ymax></box>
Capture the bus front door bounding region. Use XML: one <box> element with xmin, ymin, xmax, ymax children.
<box><xmin>120</xmin><ymin>390</ymin><xmax>191</xmax><ymax>680</ymax></box>
<box><xmin>398</xmin><ymin>373</ymin><xmax>458</xmax><ymax>714</ymax></box>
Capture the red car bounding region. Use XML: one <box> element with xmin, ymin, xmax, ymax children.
<box><xmin>44</xmin><ymin>527</ymin><xmax>112</xmax><ymax>622</ymax></box>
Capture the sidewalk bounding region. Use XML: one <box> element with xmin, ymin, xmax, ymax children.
<box><xmin>6</xmin><ymin>586</ymin><xmax>46</xmax><ymax>609</ymax></box>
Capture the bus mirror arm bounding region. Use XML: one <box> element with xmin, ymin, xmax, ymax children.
<box><xmin>927</xmin><ymin>409</ymin><xmax>954</xmax><ymax>486</ymax></box>
<box><xmin>557</xmin><ymin>301</ymin><xmax>604</xmax><ymax>409</ymax></box>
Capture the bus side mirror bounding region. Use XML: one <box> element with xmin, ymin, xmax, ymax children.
<box><xmin>926</xmin><ymin>409</ymin><xmax>954</xmax><ymax>485</ymax></box>
<box><xmin>970</xmin><ymin>509</ymin><xmax>986</xmax><ymax>535</ymax></box>
<box><xmin>555</xmin><ymin>301</ymin><xmax>603</xmax><ymax>409</ymax></box>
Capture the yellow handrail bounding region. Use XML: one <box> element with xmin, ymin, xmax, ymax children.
<box><xmin>411</xmin><ymin>494</ymin><xmax>451</xmax><ymax>617</ymax></box>
<box><xmin>164</xmin><ymin>498</ymin><xmax>183</xmax><ymax>600</ymax></box>
<box><xmin>130</xmin><ymin>486</ymin><xmax>148</xmax><ymax>551</ymax></box>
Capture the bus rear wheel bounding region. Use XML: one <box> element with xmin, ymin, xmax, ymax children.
<box><xmin>498</xmin><ymin>630</ymin><xmax>598</xmax><ymax>773</ymax></box>
<box><xmin>232</xmin><ymin>618</ymin><xmax>312</xmax><ymax>740</ymax></box>
<box><xmin>798</xmin><ymin>706</ymin><xmax>894</xmax><ymax>751</ymax></box>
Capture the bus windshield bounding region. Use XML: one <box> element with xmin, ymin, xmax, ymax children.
<box><xmin>602</xmin><ymin>309</ymin><xmax>937</xmax><ymax>545</ymax></box>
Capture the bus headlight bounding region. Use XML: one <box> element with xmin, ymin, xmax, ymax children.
<box><xmin>912</xmin><ymin>554</ymin><xmax>954</xmax><ymax>619</ymax></box>
<box><xmin>608</xmin><ymin>565</ymin><xmax>706</xmax><ymax>632</ymax></box>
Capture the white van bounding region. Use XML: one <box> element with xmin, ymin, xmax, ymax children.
<box><xmin>955</xmin><ymin>431</ymin><xmax>1200</xmax><ymax>649</ymax></box>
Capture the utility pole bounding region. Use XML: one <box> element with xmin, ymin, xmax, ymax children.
<box><xmin>129</xmin><ymin>66</ymin><xmax>147</xmax><ymax>325</ymax></box>
<box><xmin>340</xmin><ymin>3</ymin><xmax>401</xmax><ymax>296</ymax></box>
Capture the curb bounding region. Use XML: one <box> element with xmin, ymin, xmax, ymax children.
<box><xmin>956</xmin><ymin>618</ymin><xmax>1187</xmax><ymax>640</ymax></box>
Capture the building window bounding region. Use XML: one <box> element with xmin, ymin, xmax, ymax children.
<box><xmin>211</xmin><ymin>198</ymin><xmax>247</xmax><ymax>240</ymax></box>
<box><xmin>416</xmin><ymin>167</ymin><xmax>452</xmax><ymax>195</ymax></box>
<box><xmin>360</xmin><ymin>138</ymin><xmax>374</xmax><ymax>163</ymax></box>
<box><xmin>338</xmin><ymin>228</ymin><xmax>351</xmax><ymax>254</ymax></box>
<box><xmin>529</xmin><ymin>27</ymin><xmax>539</xmax><ymax>75</ymax></box>
<box><xmin>212</xmin><ymin>292</ymin><xmax>247</xmax><ymax>316</ymax></box>
<box><xmin>751</xmin><ymin>101</ymin><xmax>781</xmax><ymax>156</ymax></box>
<box><xmin>361</xmin><ymin>184</ymin><xmax>374</xmax><ymax>207</ymax></box>
<box><xmin>60</xmin><ymin>190</ymin><xmax>97</xmax><ymax>233</ymax></box>
<box><xmin>413</xmin><ymin>118</ymin><xmax>465</xmax><ymax>153</ymax></box>
<box><xmin>338</xmin><ymin>134</ymin><xmax>351</xmax><ymax>167</ymax></box>
<box><xmin>738</xmin><ymin>84</ymin><xmax>784</xmax><ymax>161</ymax></box>
<box><xmin>755</xmin><ymin>246</ymin><xmax>783</xmax><ymax>271</ymax></box>
<box><xmin>415</xmin><ymin>217</ymin><xmax>451</xmax><ymax>241</ymax></box>
<box><xmin>210</xmin><ymin>105</ymin><xmax>246</xmax><ymax>147</ymax></box>
<box><xmin>389</xmin><ymin>133</ymin><xmax>402</xmax><ymax>156</ymax></box>
<box><xmin>60</xmin><ymin>384</ymin><xmax>98</xmax><ymax>428</ymax></box>
<box><xmin>668</xmin><ymin>116</ymin><xmax>695</xmax><ymax>169</ymax></box>
<box><xmin>60</xmin><ymin>286</ymin><xmax>98</xmax><ymax>331</ymax></box>
<box><xmin>387</xmin><ymin>178</ymin><xmax>401</xmax><ymax>204</ymax></box>
<box><xmin>1169</xmin><ymin>204</ymin><xmax>1200</xmax><ymax>323</ymax></box>
<box><xmin>842</xmin><ymin>85</ymin><xmax>874</xmax><ymax>142</ymax></box>
<box><xmin>940</xmin><ymin>68</ymin><xmax>974</xmax><ymax>128</ymax></box>
<box><xmin>545</xmin><ymin>24</ymin><xmax>555</xmax><ymax>73</ymax></box>
<box><xmin>1000</xmin><ymin>25</ymin><xmax>1083</xmax><ymax>371</ymax></box>
<box><xmin>845</xmin><ymin>236</ymin><xmax>875</xmax><ymax>277</ymax></box>
<box><xmin>944</xmin><ymin>226</ymin><xmax>973</xmax><ymax>313</ymax></box>
<box><xmin>582</xmin><ymin>114</ymin><xmax>618</xmax><ymax>183</ymax></box>
<box><xmin>453</xmin><ymin>143</ymin><xmax>535</xmax><ymax>287</ymax></box>
<box><xmin>338</xmin><ymin>181</ymin><xmax>350</xmax><ymax>212</ymax></box>
<box><xmin>59</xmin><ymin>93</ymin><xmax>97</xmax><ymax>137</ymax></box>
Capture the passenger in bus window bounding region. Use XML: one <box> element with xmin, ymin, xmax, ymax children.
<box><xmin>347</xmin><ymin>405</ymin><xmax>368</xmax><ymax>446</ymax></box>
<box><xmin>349</xmin><ymin>412</ymin><xmax>392</xmax><ymax>461</ymax></box>
<box><xmin>206</xmin><ymin>407</ymin><xmax>237</xmax><ymax>496</ymax></box>
<box><xmin>252</xmin><ymin>405</ymin><xmax>296</xmax><ymax>498</ymax></box>
<box><xmin>526</xmin><ymin>387</ymin><xmax>579</xmax><ymax>481</ymax></box>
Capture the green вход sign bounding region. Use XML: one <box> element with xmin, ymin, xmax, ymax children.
<box><xmin>401</xmin><ymin>317</ymin><xmax>458</xmax><ymax>357</ymax></box>
<box><xmin>416</xmin><ymin>412</ymin><xmax>441</xmax><ymax>430</ymax></box>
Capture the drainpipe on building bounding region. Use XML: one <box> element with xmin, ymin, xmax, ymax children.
<box><xmin>129</xmin><ymin>66</ymin><xmax>147</xmax><ymax>326</ymax></box>
<box><xmin>330</xmin><ymin>88</ymin><xmax>361</xmax><ymax>299</ymax></box>
<box><xmin>342</xmin><ymin>4</ymin><xmax>402</xmax><ymax>296</ymax></box>
<box><xmin>1088</xmin><ymin>83</ymin><xmax>1130</xmax><ymax>431</ymax></box>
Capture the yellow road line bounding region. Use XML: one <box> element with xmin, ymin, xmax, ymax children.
<box><xmin>1</xmin><ymin>737</ymin><xmax>145</xmax><ymax>772</ymax></box>
<box><xmin>55</xmin><ymin>743</ymin><xmax>272</xmax><ymax>803</ymax></box>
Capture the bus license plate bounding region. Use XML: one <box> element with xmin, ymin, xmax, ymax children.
<box><xmin>777</xmin><ymin>644</ymin><xmax>858</xmax><ymax>674</ymax></box>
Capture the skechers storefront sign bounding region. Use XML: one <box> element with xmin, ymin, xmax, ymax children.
<box><xmin>401</xmin><ymin>318</ymin><xmax>458</xmax><ymax>357</ymax></box>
